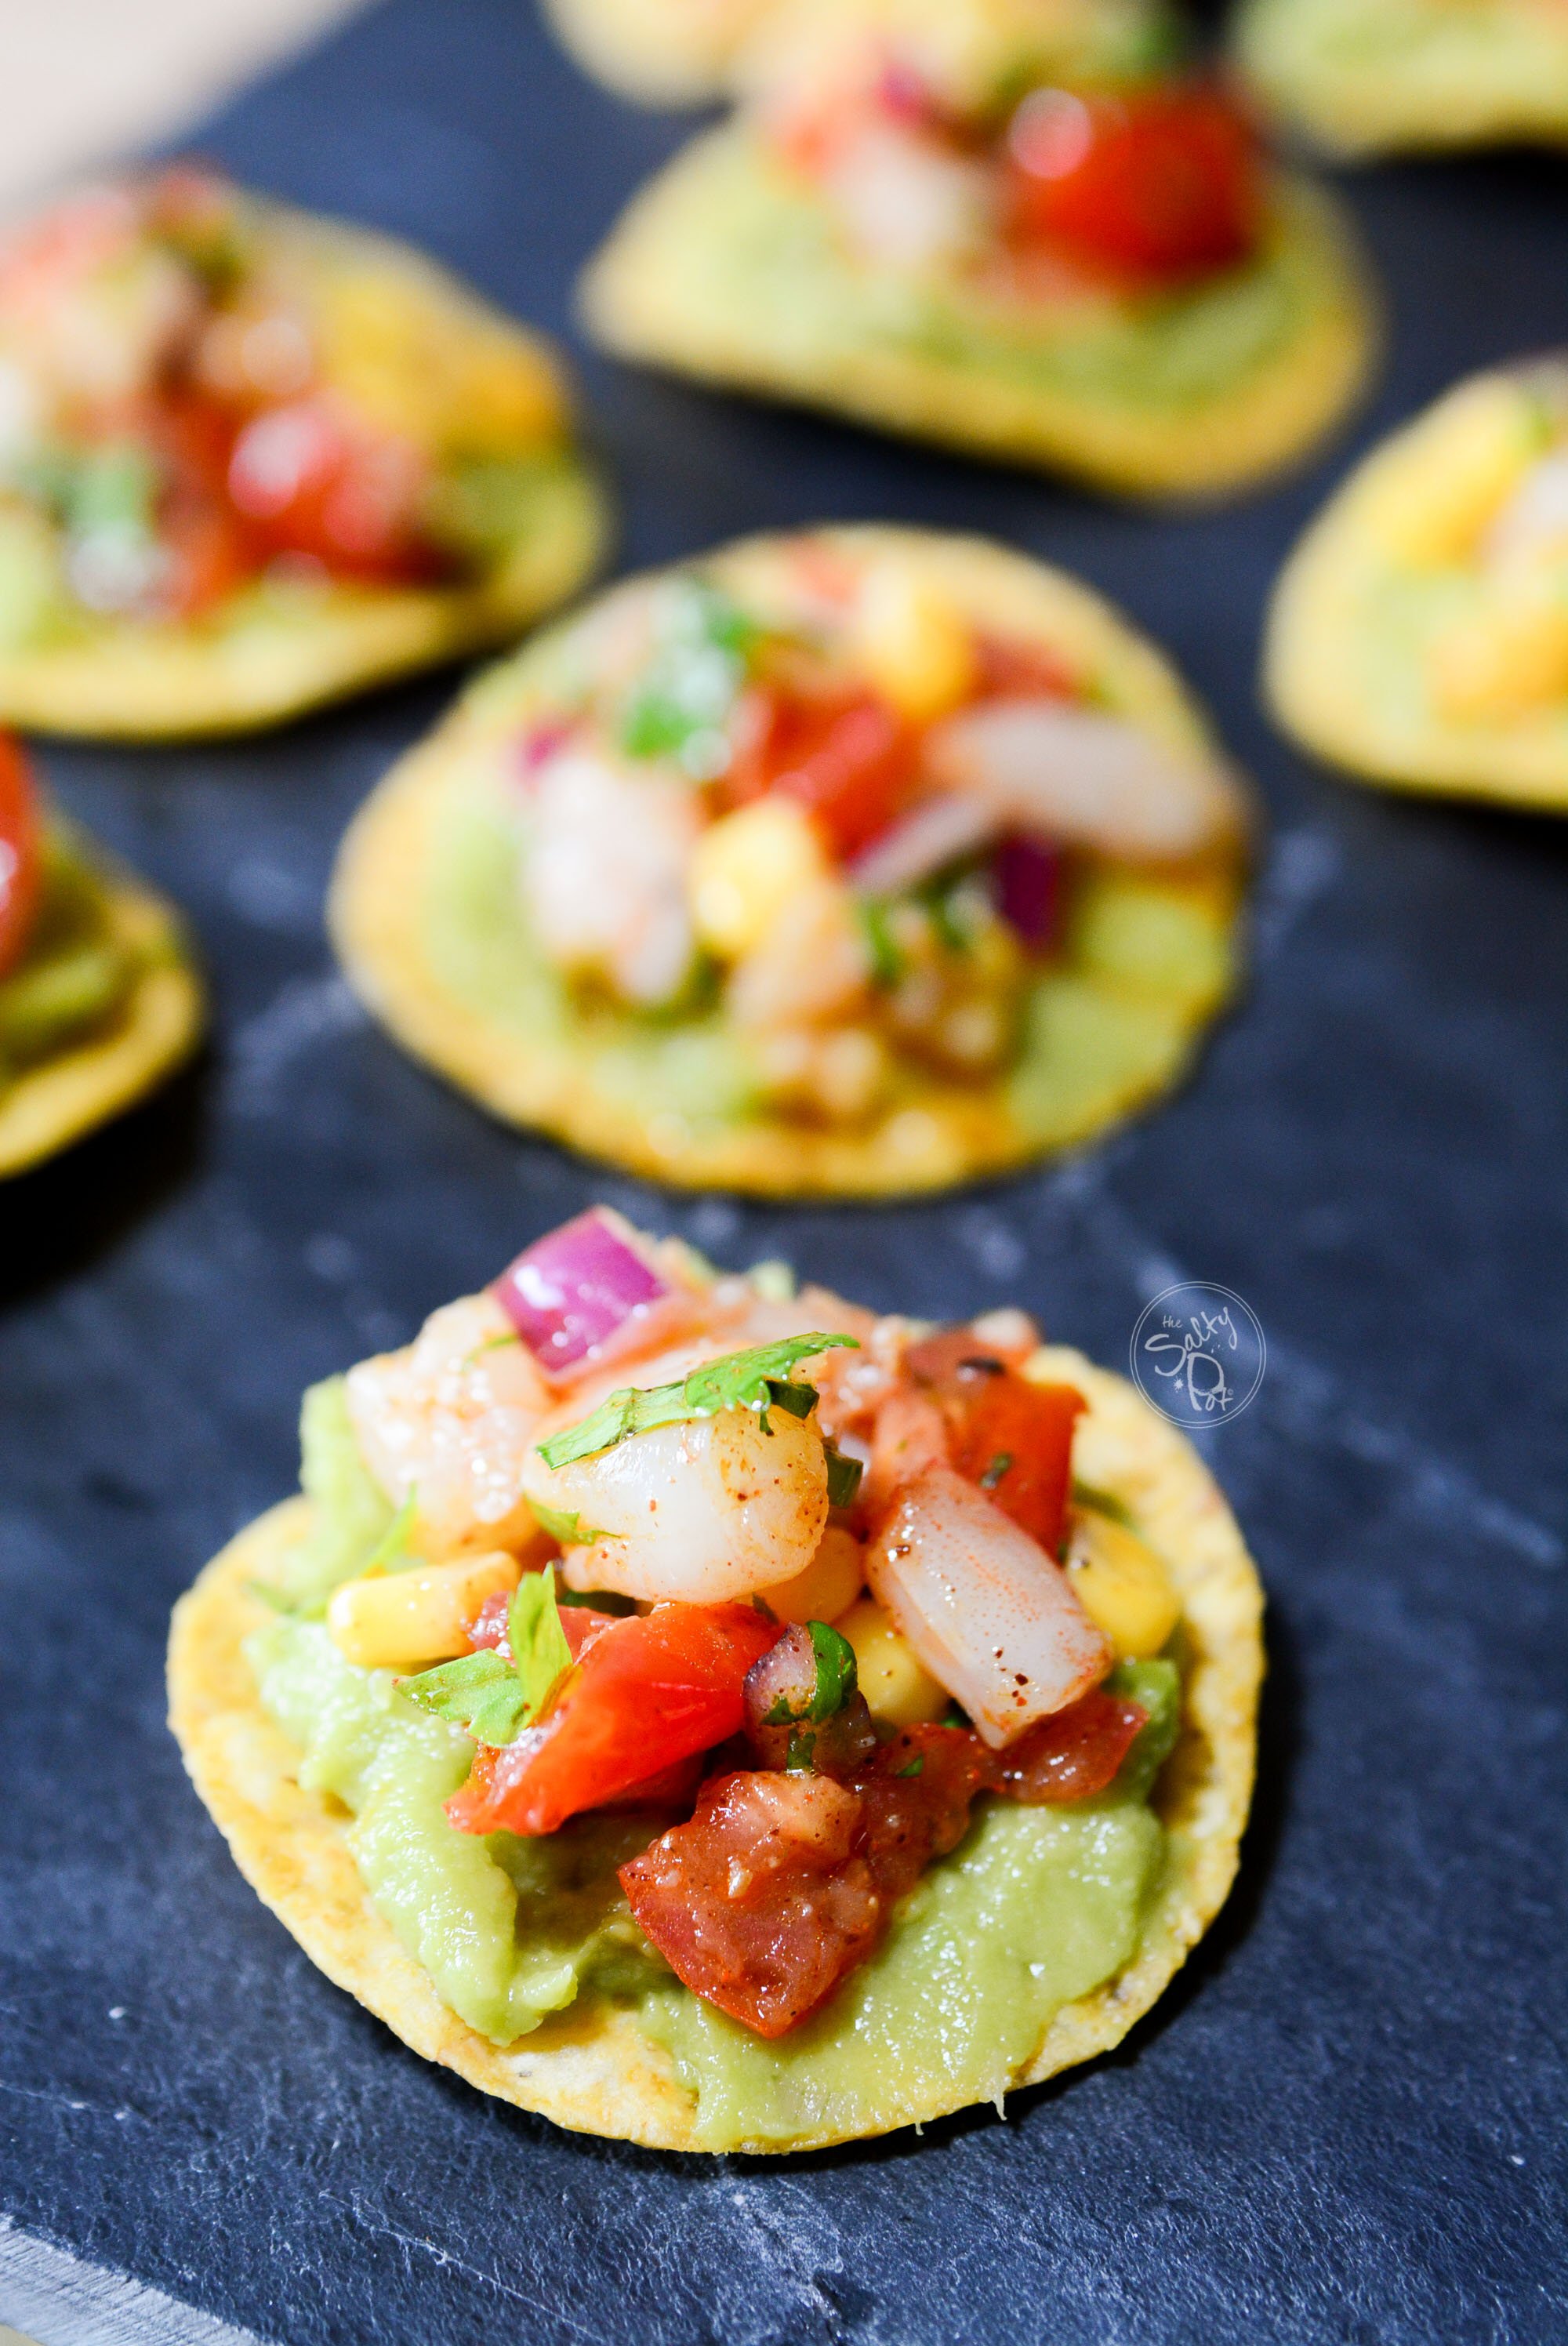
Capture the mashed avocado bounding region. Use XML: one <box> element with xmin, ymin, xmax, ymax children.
<box><xmin>247</xmin><ymin>1377</ymin><xmax>1180</xmax><ymax>2140</ymax></box>
<box><xmin>0</xmin><ymin>829</ymin><xmax>140</xmax><ymax>1084</ymax></box>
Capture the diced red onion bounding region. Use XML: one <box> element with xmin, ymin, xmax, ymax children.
<box><xmin>848</xmin><ymin>793</ymin><xmax>998</xmax><ymax>897</ymax></box>
<box><xmin>492</xmin><ymin>1208</ymin><xmax>669</xmax><ymax>1376</ymax></box>
<box><xmin>993</xmin><ymin>831</ymin><xmax>1059</xmax><ymax>949</ymax></box>
<box><xmin>515</xmin><ymin>720</ymin><xmax>573</xmax><ymax>782</ymax></box>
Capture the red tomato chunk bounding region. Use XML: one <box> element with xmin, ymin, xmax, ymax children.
<box><xmin>0</xmin><ymin>733</ymin><xmax>41</xmax><ymax>979</ymax></box>
<box><xmin>1006</xmin><ymin>85</ymin><xmax>1260</xmax><ymax>282</ymax></box>
<box><xmin>446</xmin><ymin>1601</ymin><xmax>780</xmax><ymax>1839</ymax></box>
<box><xmin>993</xmin><ymin>1688</ymin><xmax>1148</xmax><ymax>1804</ymax></box>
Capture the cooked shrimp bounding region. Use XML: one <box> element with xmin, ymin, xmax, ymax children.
<box><xmin>345</xmin><ymin>1291</ymin><xmax>554</xmax><ymax>1560</ymax></box>
<box><xmin>521</xmin><ymin>746</ymin><xmax>699</xmax><ymax>1007</ymax></box>
<box><xmin>866</xmin><ymin>1465</ymin><xmax>1110</xmax><ymax>1749</ymax></box>
<box><xmin>522</xmin><ymin>1400</ymin><xmax>830</xmax><ymax>1604</ymax></box>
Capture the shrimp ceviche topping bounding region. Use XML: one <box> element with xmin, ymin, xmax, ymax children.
<box><xmin>227</xmin><ymin>1209</ymin><xmax>1203</xmax><ymax>2083</ymax></box>
<box><xmin>0</xmin><ymin>166</ymin><xmax>599</xmax><ymax>731</ymax></box>
<box><xmin>581</xmin><ymin>4</ymin><xmax>1374</xmax><ymax>497</ymax></box>
<box><xmin>331</xmin><ymin>528</ymin><xmax>1249</xmax><ymax>1193</ymax></box>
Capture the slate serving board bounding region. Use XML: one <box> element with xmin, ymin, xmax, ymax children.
<box><xmin>2</xmin><ymin>3</ymin><xmax>1565</xmax><ymax>2340</ymax></box>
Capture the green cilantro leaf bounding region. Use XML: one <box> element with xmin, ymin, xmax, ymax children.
<box><xmin>1071</xmin><ymin>1478</ymin><xmax>1133</xmax><ymax>1527</ymax></box>
<box><xmin>978</xmin><ymin>1451</ymin><xmax>1014</xmax><ymax>1491</ymax></box>
<box><xmin>824</xmin><ymin>1441</ymin><xmax>864</xmax><ymax>1511</ymax></box>
<box><xmin>401</xmin><ymin>1650</ymin><xmax>534</xmax><ymax>1747</ymax></box>
<box><xmin>401</xmin><ymin>1571</ymin><xmax>574</xmax><ymax>1747</ymax></box>
<box><xmin>536</xmin><ymin>1333</ymin><xmax>858</xmax><ymax>1469</ymax></box>
<box><xmin>858</xmin><ymin>897</ymin><xmax>904</xmax><ymax>989</ymax></box>
<box><xmin>508</xmin><ymin>1571</ymin><xmax>574</xmax><ymax>1720</ymax></box>
<box><xmin>896</xmin><ymin>1752</ymin><xmax>926</xmax><ymax>1778</ymax></box>
<box><xmin>804</xmin><ymin>1620</ymin><xmax>858</xmax><ymax>1721</ymax></box>
<box><xmin>527</xmin><ymin>1498</ymin><xmax>615</xmax><ymax>1548</ymax></box>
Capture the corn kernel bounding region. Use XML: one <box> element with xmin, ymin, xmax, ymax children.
<box><xmin>760</xmin><ymin>1525</ymin><xmax>866</xmax><ymax>1625</ymax></box>
<box><xmin>836</xmin><ymin>1596</ymin><xmax>949</xmax><ymax>1726</ymax></box>
<box><xmin>691</xmin><ymin>799</ymin><xmax>829</xmax><ymax>960</ymax></box>
<box><xmin>1365</xmin><ymin>377</ymin><xmax>1546</xmax><ymax>566</ymax></box>
<box><xmin>1064</xmin><ymin>1509</ymin><xmax>1180</xmax><ymax>1662</ymax></box>
<box><xmin>853</xmin><ymin>562</ymin><xmax>978</xmax><ymax>723</ymax></box>
<box><xmin>1431</xmin><ymin>591</ymin><xmax>1568</xmax><ymax>720</ymax></box>
<box><xmin>326</xmin><ymin>1549</ymin><xmax>521</xmax><ymax>1671</ymax></box>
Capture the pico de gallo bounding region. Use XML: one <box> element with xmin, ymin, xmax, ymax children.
<box><xmin>507</xmin><ymin>538</ymin><xmax>1244</xmax><ymax>1131</ymax></box>
<box><xmin>0</xmin><ymin>165</ymin><xmax>571</xmax><ymax>637</ymax></box>
<box><xmin>252</xmin><ymin>1207</ymin><xmax>1186</xmax><ymax>2046</ymax></box>
<box><xmin>765</xmin><ymin>42</ymin><xmax>1265</xmax><ymax>299</ymax></box>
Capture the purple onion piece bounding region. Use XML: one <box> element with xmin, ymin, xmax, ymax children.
<box><xmin>514</xmin><ymin>720</ymin><xmax>573</xmax><ymax>783</ymax></box>
<box><xmin>492</xmin><ymin>1209</ymin><xmax>668</xmax><ymax>1374</ymax></box>
<box><xmin>993</xmin><ymin>832</ymin><xmax>1060</xmax><ymax>952</ymax></box>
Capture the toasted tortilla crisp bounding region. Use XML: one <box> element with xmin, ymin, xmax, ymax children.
<box><xmin>1265</xmin><ymin>364</ymin><xmax>1568</xmax><ymax>810</ymax></box>
<box><xmin>1236</xmin><ymin>0</ymin><xmax>1568</xmax><ymax>158</ymax></box>
<box><xmin>579</xmin><ymin>115</ymin><xmax>1374</xmax><ymax>501</ymax></box>
<box><xmin>0</xmin><ymin>198</ymin><xmax>605</xmax><ymax>741</ymax></box>
<box><xmin>0</xmin><ymin>847</ymin><xmax>202</xmax><ymax>1178</ymax></box>
<box><xmin>329</xmin><ymin>525</ymin><xmax>1250</xmax><ymax>1197</ymax></box>
<box><xmin>169</xmin><ymin>1346</ymin><xmax>1264</xmax><ymax>2154</ymax></box>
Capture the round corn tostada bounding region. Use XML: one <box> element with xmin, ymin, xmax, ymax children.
<box><xmin>542</xmin><ymin>0</ymin><xmax>1173</xmax><ymax>107</ymax></box>
<box><xmin>1235</xmin><ymin>0</ymin><xmax>1568</xmax><ymax>159</ymax></box>
<box><xmin>330</xmin><ymin>524</ymin><xmax>1252</xmax><ymax>1197</ymax></box>
<box><xmin>577</xmin><ymin>0</ymin><xmax>1376</xmax><ymax>500</ymax></box>
<box><xmin>1265</xmin><ymin>360</ymin><xmax>1568</xmax><ymax>809</ymax></box>
<box><xmin>169</xmin><ymin>1211</ymin><xmax>1264</xmax><ymax>2155</ymax></box>
<box><xmin>0</xmin><ymin>166</ymin><xmax>605</xmax><ymax>739</ymax></box>
<box><xmin>0</xmin><ymin>735</ymin><xmax>202</xmax><ymax>1177</ymax></box>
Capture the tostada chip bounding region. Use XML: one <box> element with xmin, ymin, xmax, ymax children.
<box><xmin>578</xmin><ymin>0</ymin><xmax>1376</xmax><ymax>499</ymax></box>
<box><xmin>543</xmin><ymin>0</ymin><xmax>1172</xmax><ymax>108</ymax></box>
<box><xmin>329</xmin><ymin>525</ymin><xmax>1251</xmax><ymax>1197</ymax></box>
<box><xmin>0</xmin><ymin>167</ymin><xmax>605</xmax><ymax>739</ymax></box>
<box><xmin>1235</xmin><ymin>0</ymin><xmax>1568</xmax><ymax>158</ymax></box>
<box><xmin>1265</xmin><ymin>361</ymin><xmax>1568</xmax><ymax>808</ymax></box>
<box><xmin>0</xmin><ymin>732</ymin><xmax>201</xmax><ymax>1175</ymax></box>
<box><xmin>169</xmin><ymin>1208</ymin><xmax>1264</xmax><ymax>2154</ymax></box>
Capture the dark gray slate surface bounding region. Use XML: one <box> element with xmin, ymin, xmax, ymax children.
<box><xmin>1</xmin><ymin>3</ymin><xmax>1565</xmax><ymax>2341</ymax></box>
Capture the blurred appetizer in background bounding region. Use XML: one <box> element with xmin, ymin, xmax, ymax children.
<box><xmin>1235</xmin><ymin>0</ymin><xmax>1568</xmax><ymax>158</ymax></box>
<box><xmin>543</xmin><ymin>0</ymin><xmax>1173</xmax><ymax>108</ymax></box>
<box><xmin>169</xmin><ymin>1208</ymin><xmax>1263</xmax><ymax>2153</ymax></box>
<box><xmin>0</xmin><ymin>733</ymin><xmax>201</xmax><ymax>1175</ymax></box>
<box><xmin>579</xmin><ymin>0</ymin><xmax>1375</xmax><ymax>497</ymax></box>
<box><xmin>0</xmin><ymin>167</ymin><xmax>605</xmax><ymax>739</ymax></box>
<box><xmin>330</xmin><ymin>525</ymin><xmax>1250</xmax><ymax>1195</ymax></box>
<box><xmin>1266</xmin><ymin>361</ymin><xmax>1568</xmax><ymax>808</ymax></box>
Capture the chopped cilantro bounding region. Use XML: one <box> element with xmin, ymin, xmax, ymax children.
<box><xmin>896</xmin><ymin>1753</ymin><xmax>925</xmax><ymax>1779</ymax></box>
<box><xmin>1071</xmin><ymin>1478</ymin><xmax>1134</xmax><ymax>1527</ymax></box>
<box><xmin>401</xmin><ymin>1571</ymin><xmax>573</xmax><ymax>1747</ymax></box>
<box><xmin>858</xmin><ymin>896</ymin><xmax>904</xmax><ymax>989</ymax></box>
<box><xmin>527</xmin><ymin>1498</ymin><xmax>615</xmax><ymax>1548</ymax></box>
<box><xmin>824</xmin><ymin>1441</ymin><xmax>864</xmax><ymax>1512</ymax></box>
<box><xmin>536</xmin><ymin>1332</ymin><xmax>857</xmax><ymax>1469</ymax></box>
<box><xmin>804</xmin><ymin>1620</ymin><xmax>858</xmax><ymax>1720</ymax></box>
<box><xmin>978</xmin><ymin>1452</ymin><xmax>1014</xmax><ymax>1491</ymax></box>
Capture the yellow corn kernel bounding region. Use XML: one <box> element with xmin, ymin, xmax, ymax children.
<box><xmin>836</xmin><ymin>1596</ymin><xmax>949</xmax><ymax>1727</ymax></box>
<box><xmin>853</xmin><ymin>562</ymin><xmax>978</xmax><ymax>723</ymax></box>
<box><xmin>326</xmin><ymin>1549</ymin><xmax>521</xmax><ymax>1671</ymax></box>
<box><xmin>1430</xmin><ymin>591</ymin><xmax>1568</xmax><ymax>720</ymax></box>
<box><xmin>1064</xmin><ymin>1509</ymin><xmax>1180</xmax><ymax>1662</ymax></box>
<box><xmin>690</xmin><ymin>799</ymin><xmax>828</xmax><ymax>960</ymax></box>
<box><xmin>760</xmin><ymin>1525</ymin><xmax>866</xmax><ymax>1626</ymax></box>
<box><xmin>319</xmin><ymin>274</ymin><xmax>564</xmax><ymax>454</ymax></box>
<box><xmin>1363</xmin><ymin>377</ymin><xmax>1545</xmax><ymax>566</ymax></box>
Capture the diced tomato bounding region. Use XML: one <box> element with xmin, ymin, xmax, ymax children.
<box><xmin>1004</xmin><ymin>84</ymin><xmax>1261</xmax><ymax>283</ymax></box>
<box><xmin>620</xmin><ymin>1770</ymin><xmax>881</xmax><ymax>2037</ymax></box>
<box><xmin>446</xmin><ymin>1601</ymin><xmax>782</xmax><ymax>1839</ymax></box>
<box><xmin>856</xmin><ymin>1723</ymin><xmax>992</xmax><ymax>1898</ymax></box>
<box><xmin>991</xmin><ymin>1687</ymin><xmax>1146</xmax><ymax>1804</ymax></box>
<box><xmin>906</xmin><ymin>1331</ymin><xmax>1084</xmax><ymax>1556</ymax></box>
<box><xmin>0</xmin><ymin>733</ymin><xmax>41</xmax><ymax>980</ymax></box>
<box><xmin>149</xmin><ymin>393</ymin><xmax>260</xmax><ymax>616</ymax></box>
<box><xmin>728</xmin><ymin>688</ymin><xmax>918</xmax><ymax>860</ymax></box>
<box><xmin>226</xmin><ymin>394</ymin><xmax>441</xmax><ymax>586</ymax></box>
